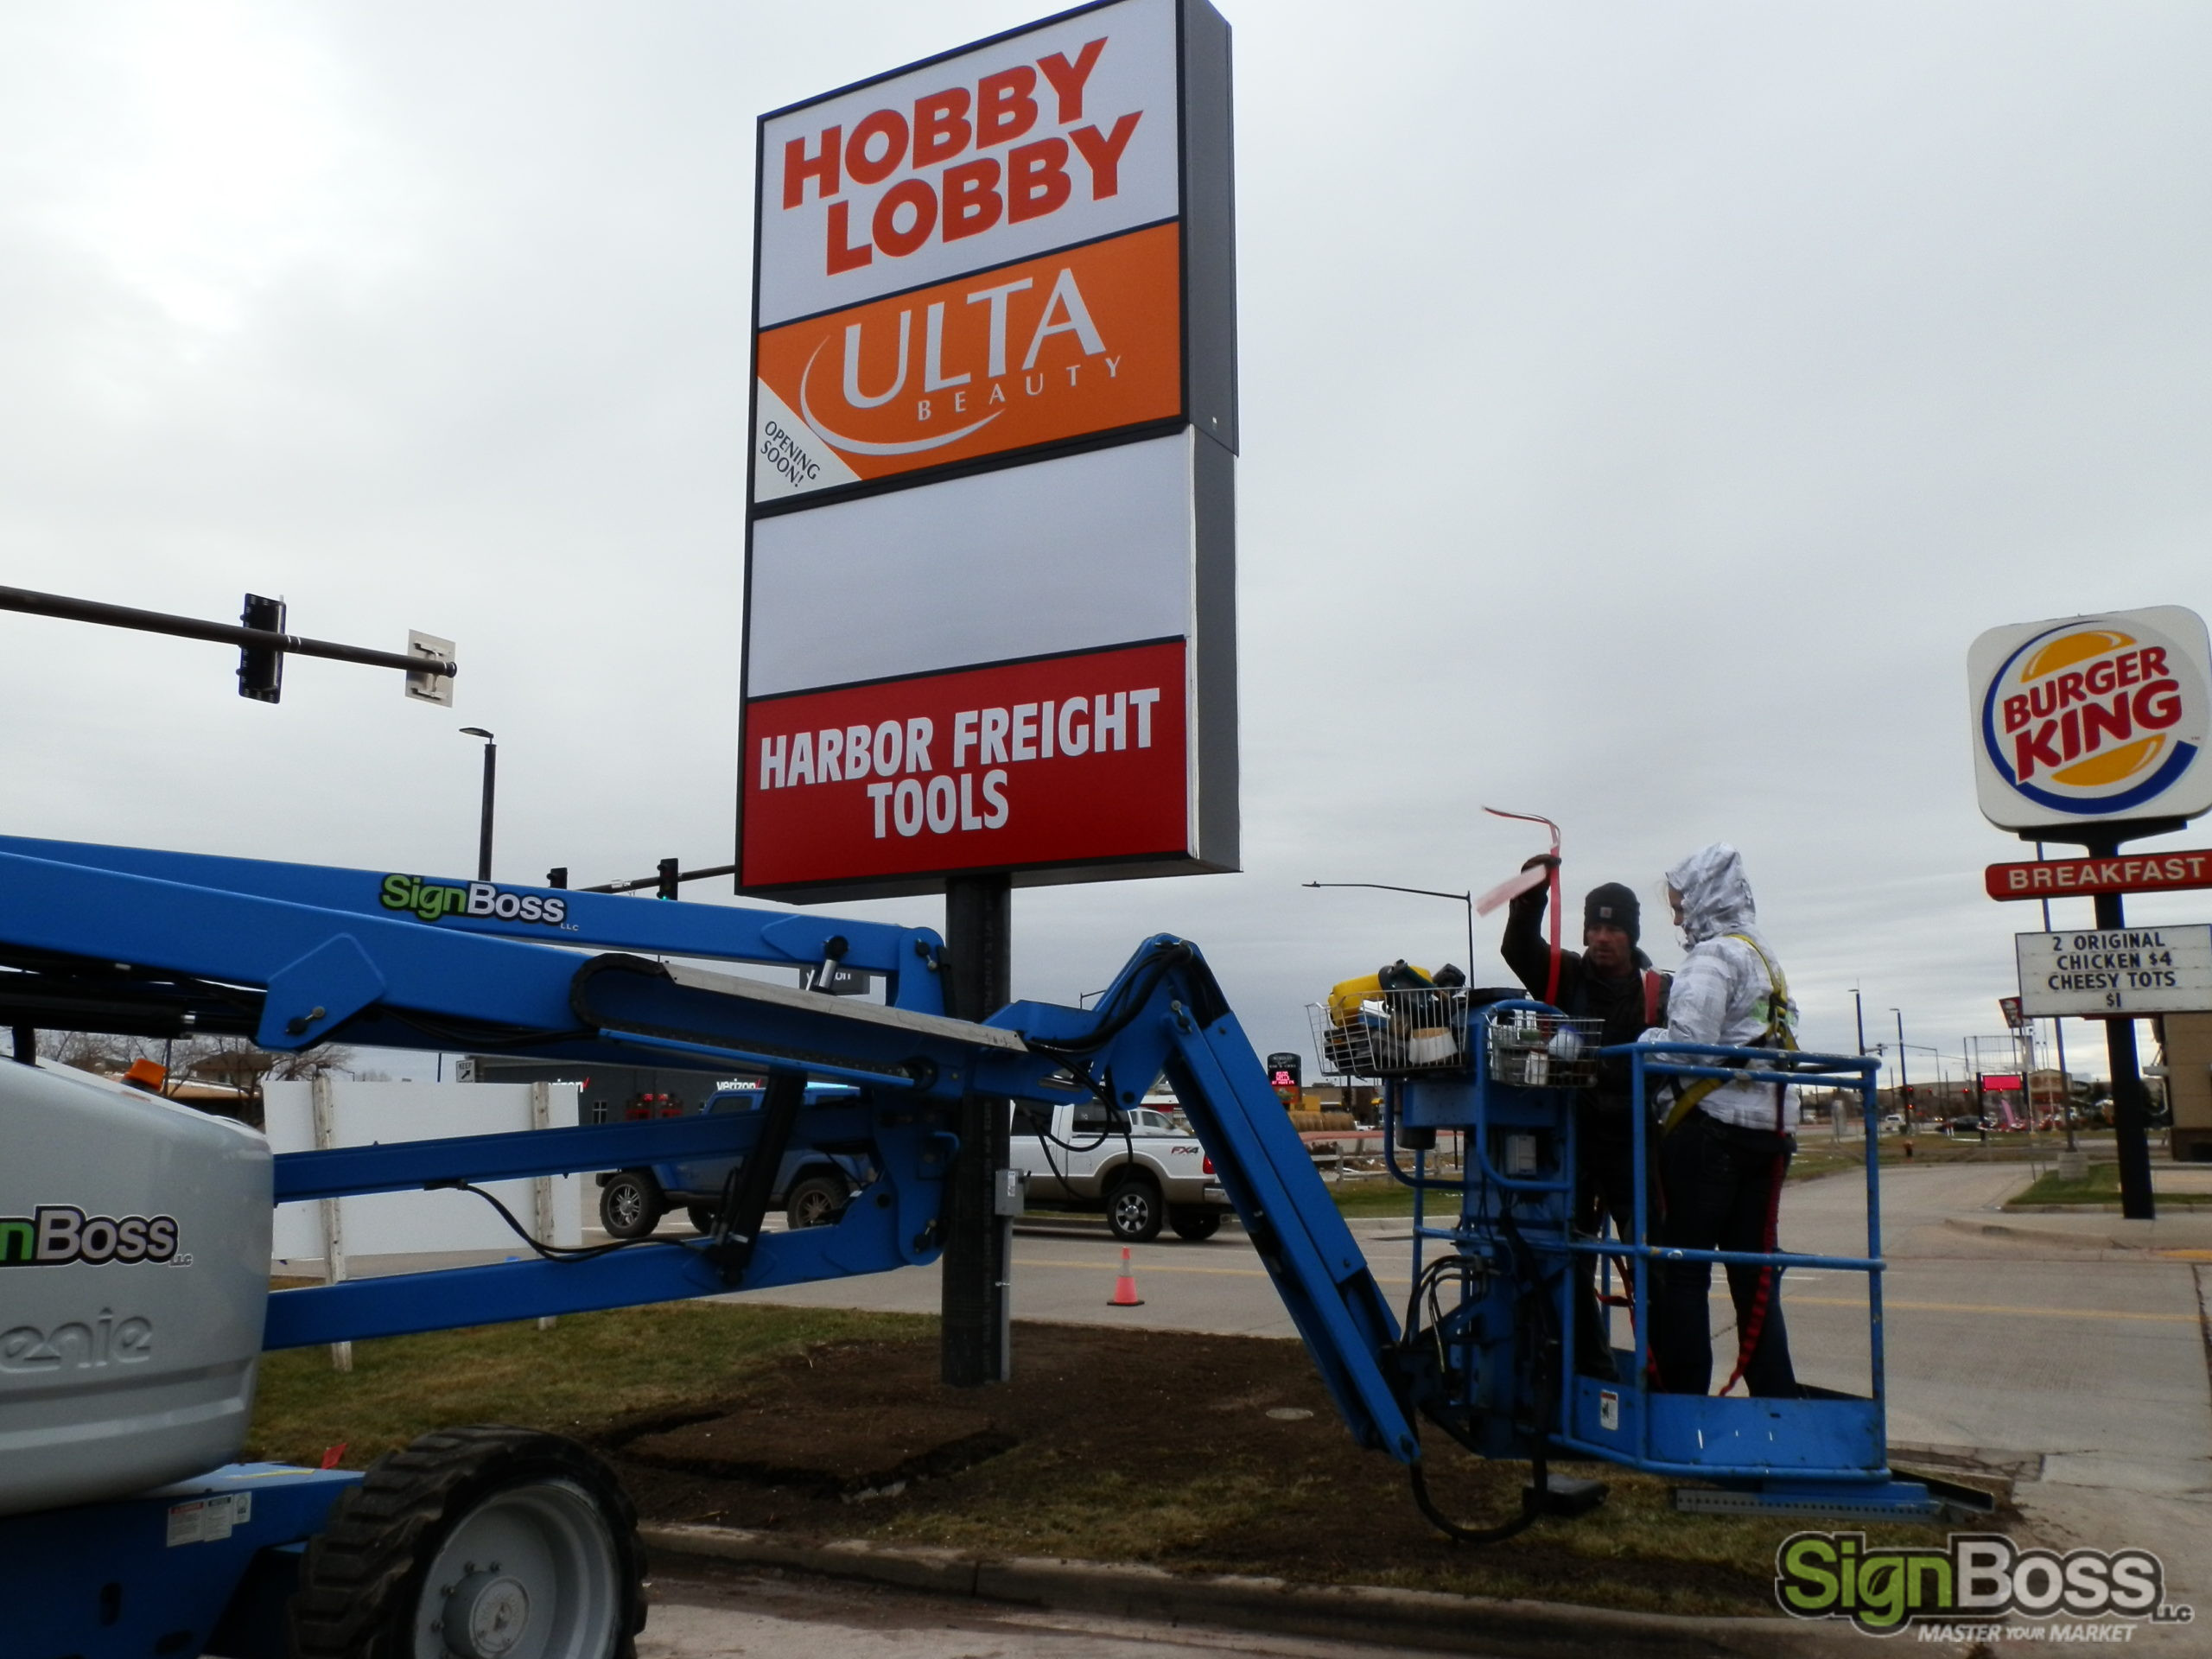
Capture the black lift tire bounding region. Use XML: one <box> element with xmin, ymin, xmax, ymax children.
<box><xmin>289</xmin><ymin>1424</ymin><xmax>646</xmax><ymax>1659</ymax></box>
<box><xmin>1169</xmin><ymin>1207</ymin><xmax>1223</xmax><ymax>1242</ymax></box>
<box><xmin>1105</xmin><ymin>1173</ymin><xmax>1165</xmax><ymax>1243</ymax></box>
<box><xmin>597</xmin><ymin>1170</ymin><xmax>664</xmax><ymax>1239</ymax></box>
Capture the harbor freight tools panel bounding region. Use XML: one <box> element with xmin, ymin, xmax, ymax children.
<box><xmin>739</xmin><ymin>0</ymin><xmax>1237</xmax><ymax>902</ymax></box>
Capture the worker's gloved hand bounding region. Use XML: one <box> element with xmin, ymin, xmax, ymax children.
<box><xmin>1510</xmin><ymin>854</ymin><xmax>1558</xmax><ymax>914</ymax></box>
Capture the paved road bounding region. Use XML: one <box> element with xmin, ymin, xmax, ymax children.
<box><xmin>642</xmin><ymin>1561</ymin><xmax>1503</xmax><ymax>1659</ymax></box>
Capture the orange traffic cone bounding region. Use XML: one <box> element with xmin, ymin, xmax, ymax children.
<box><xmin>1109</xmin><ymin>1246</ymin><xmax>1144</xmax><ymax>1307</ymax></box>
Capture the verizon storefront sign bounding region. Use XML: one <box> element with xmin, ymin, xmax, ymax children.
<box><xmin>741</xmin><ymin>0</ymin><xmax>1236</xmax><ymax>900</ymax></box>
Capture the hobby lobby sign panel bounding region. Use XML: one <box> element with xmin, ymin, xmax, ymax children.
<box><xmin>740</xmin><ymin>0</ymin><xmax>1236</xmax><ymax>900</ymax></box>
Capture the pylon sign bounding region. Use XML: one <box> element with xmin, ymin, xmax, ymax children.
<box><xmin>1967</xmin><ymin>607</ymin><xmax>2212</xmax><ymax>836</ymax></box>
<box><xmin>740</xmin><ymin>0</ymin><xmax>1237</xmax><ymax>901</ymax></box>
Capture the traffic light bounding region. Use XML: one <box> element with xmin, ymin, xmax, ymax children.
<box><xmin>546</xmin><ymin>868</ymin><xmax>568</xmax><ymax>889</ymax></box>
<box><xmin>236</xmin><ymin>594</ymin><xmax>285</xmax><ymax>702</ymax></box>
<box><xmin>655</xmin><ymin>858</ymin><xmax>680</xmax><ymax>900</ymax></box>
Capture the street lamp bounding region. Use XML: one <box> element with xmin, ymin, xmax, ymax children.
<box><xmin>1846</xmin><ymin>987</ymin><xmax>1870</xmax><ymax>1141</ymax></box>
<box><xmin>1891</xmin><ymin>1008</ymin><xmax>1910</xmax><ymax>1128</ymax></box>
<box><xmin>1302</xmin><ymin>881</ymin><xmax>1476</xmax><ymax>982</ymax></box>
<box><xmin>459</xmin><ymin>728</ymin><xmax>496</xmax><ymax>881</ymax></box>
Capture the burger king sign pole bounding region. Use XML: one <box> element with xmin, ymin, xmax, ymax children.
<box><xmin>1968</xmin><ymin>606</ymin><xmax>2212</xmax><ymax>1219</ymax></box>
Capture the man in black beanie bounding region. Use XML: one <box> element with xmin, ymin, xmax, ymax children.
<box><xmin>1502</xmin><ymin>860</ymin><xmax>1669</xmax><ymax>1379</ymax></box>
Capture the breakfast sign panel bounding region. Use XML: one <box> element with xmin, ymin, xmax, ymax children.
<box><xmin>739</xmin><ymin>0</ymin><xmax>1237</xmax><ymax>901</ymax></box>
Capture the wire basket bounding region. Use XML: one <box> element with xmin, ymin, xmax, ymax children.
<box><xmin>1307</xmin><ymin>986</ymin><xmax>1473</xmax><ymax>1079</ymax></box>
<box><xmin>1484</xmin><ymin>1010</ymin><xmax>1603</xmax><ymax>1090</ymax></box>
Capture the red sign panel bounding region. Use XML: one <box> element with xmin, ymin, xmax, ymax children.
<box><xmin>741</xmin><ymin>640</ymin><xmax>1186</xmax><ymax>893</ymax></box>
<box><xmin>1980</xmin><ymin>1073</ymin><xmax>2024</xmax><ymax>1093</ymax></box>
<box><xmin>1985</xmin><ymin>849</ymin><xmax>2212</xmax><ymax>900</ymax></box>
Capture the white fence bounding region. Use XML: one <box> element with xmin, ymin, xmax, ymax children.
<box><xmin>264</xmin><ymin>1080</ymin><xmax>585</xmax><ymax>1264</ymax></box>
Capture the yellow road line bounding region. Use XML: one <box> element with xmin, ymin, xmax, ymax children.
<box><xmin>1744</xmin><ymin>1294</ymin><xmax>2196</xmax><ymax>1325</ymax></box>
<box><xmin>1012</xmin><ymin>1260</ymin><xmax>2201</xmax><ymax>1321</ymax></box>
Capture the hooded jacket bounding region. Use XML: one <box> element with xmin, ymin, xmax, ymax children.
<box><xmin>1646</xmin><ymin>843</ymin><xmax>1796</xmax><ymax>1131</ymax></box>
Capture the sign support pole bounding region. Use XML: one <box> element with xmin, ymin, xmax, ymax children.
<box><xmin>943</xmin><ymin>872</ymin><xmax>1013</xmax><ymax>1385</ymax></box>
<box><xmin>2087</xmin><ymin>838</ymin><xmax>2158</xmax><ymax>1220</ymax></box>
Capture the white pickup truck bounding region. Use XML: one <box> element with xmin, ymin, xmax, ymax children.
<box><xmin>1009</xmin><ymin>1099</ymin><xmax>1231</xmax><ymax>1243</ymax></box>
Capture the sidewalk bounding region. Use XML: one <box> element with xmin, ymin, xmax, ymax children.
<box><xmin>1942</xmin><ymin>1207</ymin><xmax>2212</xmax><ymax>1254</ymax></box>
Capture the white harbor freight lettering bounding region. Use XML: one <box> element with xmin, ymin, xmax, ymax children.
<box><xmin>753</xmin><ymin>684</ymin><xmax>1166</xmax><ymax>842</ymax></box>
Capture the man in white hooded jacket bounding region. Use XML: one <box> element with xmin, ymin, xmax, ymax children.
<box><xmin>1644</xmin><ymin>842</ymin><xmax>1801</xmax><ymax>1398</ymax></box>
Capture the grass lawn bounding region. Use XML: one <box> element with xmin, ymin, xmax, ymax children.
<box><xmin>245</xmin><ymin>1303</ymin><xmax>1985</xmax><ymax>1618</ymax></box>
<box><xmin>1319</xmin><ymin>1134</ymin><xmax>2075</xmax><ymax>1211</ymax></box>
<box><xmin>2007</xmin><ymin>1162</ymin><xmax>2212</xmax><ymax>1209</ymax></box>
<box><xmin>245</xmin><ymin>1302</ymin><xmax>930</xmax><ymax>1469</ymax></box>
<box><xmin>1325</xmin><ymin>1179</ymin><xmax>1419</xmax><ymax>1216</ymax></box>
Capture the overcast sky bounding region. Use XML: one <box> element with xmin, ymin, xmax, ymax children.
<box><xmin>3</xmin><ymin>1</ymin><xmax>2209</xmax><ymax>1090</ymax></box>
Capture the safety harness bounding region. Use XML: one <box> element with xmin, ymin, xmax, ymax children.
<box><xmin>1656</xmin><ymin>933</ymin><xmax>1796</xmax><ymax>1397</ymax></box>
<box><xmin>1658</xmin><ymin>933</ymin><xmax>1796</xmax><ymax>1134</ymax></box>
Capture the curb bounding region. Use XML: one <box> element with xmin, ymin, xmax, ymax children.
<box><xmin>641</xmin><ymin>1522</ymin><xmax>1878</xmax><ymax>1657</ymax></box>
<box><xmin>1940</xmin><ymin>1217</ymin><xmax>2137</xmax><ymax>1250</ymax></box>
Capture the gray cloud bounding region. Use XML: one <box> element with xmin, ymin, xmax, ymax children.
<box><xmin>3</xmin><ymin>1</ymin><xmax>2208</xmax><ymax>1090</ymax></box>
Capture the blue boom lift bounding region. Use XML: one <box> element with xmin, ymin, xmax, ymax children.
<box><xmin>0</xmin><ymin>834</ymin><xmax>1975</xmax><ymax>1656</ymax></box>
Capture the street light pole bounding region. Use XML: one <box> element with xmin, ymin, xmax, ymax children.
<box><xmin>1847</xmin><ymin>986</ymin><xmax>1869</xmax><ymax>1142</ymax></box>
<box><xmin>1303</xmin><ymin>881</ymin><xmax>1477</xmax><ymax>983</ymax></box>
<box><xmin>1891</xmin><ymin>1008</ymin><xmax>1910</xmax><ymax>1129</ymax></box>
<box><xmin>460</xmin><ymin>728</ymin><xmax>496</xmax><ymax>880</ymax></box>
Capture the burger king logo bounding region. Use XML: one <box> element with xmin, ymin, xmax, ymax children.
<box><xmin>1980</xmin><ymin>616</ymin><xmax>2209</xmax><ymax>817</ymax></box>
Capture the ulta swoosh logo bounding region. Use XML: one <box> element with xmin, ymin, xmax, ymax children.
<box><xmin>798</xmin><ymin>339</ymin><xmax>1001</xmax><ymax>455</ymax></box>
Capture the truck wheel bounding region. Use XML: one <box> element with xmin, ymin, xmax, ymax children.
<box><xmin>1169</xmin><ymin>1208</ymin><xmax>1222</xmax><ymax>1242</ymax></box>
<box><xmin>1106</xmin><ymin>1174</ymin><xmax>1164</xmax><ymax>1243</ymax></box>
<box><xmin>597</xmin><ymin>1171</ymin><xmax>664</xmax><ymax>1239</ymax></box>
<box><xmin>785</xmin><ymin>1173</ymin><xmax>849</xmax><ymax>1230</ymax></box>
<box><xmin>289</xmin><ymin>1425</ymin><xmax>646</xmax><ymax>1659</ymax></box>
<box><xmin>685</xmin><ymin>1205</ymin><xmax>718</xmax><ymax>1235</ymax></box>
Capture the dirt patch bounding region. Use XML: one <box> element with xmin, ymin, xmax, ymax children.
<box><xmin>620</xmin><ymin>1399</ymin><xmax>1014</xmax><ymax>1500</ymax></box>
<box><xmin>593</xmin><ymin>1320</ymin><xmax>1862</xmax><ymax>1617</ymax></box>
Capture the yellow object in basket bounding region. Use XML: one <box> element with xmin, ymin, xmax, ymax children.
<box><xmin>1326</xmin><ymin>969</ymin><xmax>1433</xmax><ymax>1024</ymax></box>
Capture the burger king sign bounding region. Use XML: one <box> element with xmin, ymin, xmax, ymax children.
<box><xmin>1968</xmin><ymin>606</ymin><xmax>2212</xmax><ymax>835</ymax></box>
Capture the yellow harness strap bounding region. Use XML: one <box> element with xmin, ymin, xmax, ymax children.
<box><xmin>1659</xmin><ymin>934</ymin><xmax>1796</xmax><ymax>1134</ymax></box>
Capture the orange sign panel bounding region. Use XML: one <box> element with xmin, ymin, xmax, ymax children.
<box><xmin>753</xmin><ymin>221</ymin><xmax>1179</xmax><ymax>499</ymax></box>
